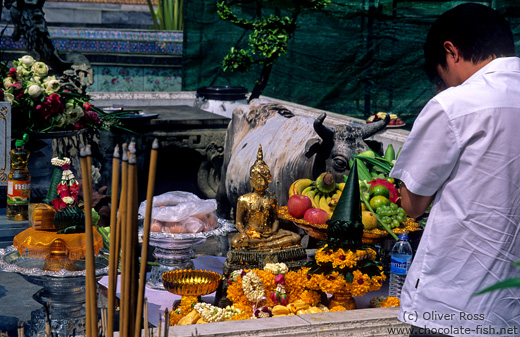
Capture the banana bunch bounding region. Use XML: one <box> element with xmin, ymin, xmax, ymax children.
<box><xmin>288</xmin><ymin>172</ymin><xmax>345</xmax><ymax>217</ymax></box>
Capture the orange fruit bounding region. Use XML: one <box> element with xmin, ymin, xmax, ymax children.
<box><xmin>369</xmin><ymin>195</ymin><xmax>390</xmax><ymax>209</ymax></box>
<box><xmin>362</xmin><ymin>211</ymin><xmax>378</xmax><ymax>230</ymax></box>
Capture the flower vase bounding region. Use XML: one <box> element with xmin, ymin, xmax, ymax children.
<box><xmin>328</xmin><ymin>290</ymin><xmax>356</xmax><ymax>310</ymax></box>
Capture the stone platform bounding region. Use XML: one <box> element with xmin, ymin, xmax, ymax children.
<box><xmin>124</xmin><ymin>307</ymin><xmax>409</xmax><ymax>337</ymax></box>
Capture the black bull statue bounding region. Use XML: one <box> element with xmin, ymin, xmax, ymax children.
<box><xmin>216</xmin><ymin>102</ymin><xmax>389</xmax><ymax>219</ymax></box>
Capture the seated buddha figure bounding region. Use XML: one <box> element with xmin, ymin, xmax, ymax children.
<box><xmin>231</xmin><ymin>145</ymin><xmax>301</xmax><ymax>250</ymax></box>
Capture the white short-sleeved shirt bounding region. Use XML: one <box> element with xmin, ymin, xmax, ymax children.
<box><xmin>390</xmin><ymin>57</ymin><xmax>520</xmax><ymax>336</ymax></box>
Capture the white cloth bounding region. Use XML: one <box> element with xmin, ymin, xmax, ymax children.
<box><xmin>390</xmin><ymin>57</ymin><xmax>520</xmax><ymax>336</ymax></box>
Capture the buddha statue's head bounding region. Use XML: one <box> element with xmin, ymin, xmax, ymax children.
<box><xmin>250</xmin><ymin>145</ymin><xmax>271</xmax><ymax>193</ymax></box>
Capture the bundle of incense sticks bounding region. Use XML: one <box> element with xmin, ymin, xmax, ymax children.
<box><xmin>82</xmin><ymin>138</ymin><xmax>159</xmax><ymax>337</ymax></box>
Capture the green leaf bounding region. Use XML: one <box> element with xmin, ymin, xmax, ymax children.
<box><xmin>475</xmin><ymin>278</ymin><xmax>520</xmax><ymax>295</ymax></box>
<box><xmin>474</xmin><ymin>261</ymin><xmax>520</xmax><ymax>295</ymax></box>
<box><xmin>342</xmin><ymin>271</ymin><xmax>354</xmax><ymax>283</ymax></box>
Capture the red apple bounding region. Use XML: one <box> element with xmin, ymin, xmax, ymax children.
<box><xmin>304</xmin><ymin>208</ymin><xmax>329</xmax><ymax>224</ymax></box>
<box><xmin>287</xmin><ymin>194</ymin><xmax>312</xmax><ymax>218</ymax></box>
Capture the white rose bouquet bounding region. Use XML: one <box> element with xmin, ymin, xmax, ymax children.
<box><xmin>0</xmin><ymin>55</ymin><xmax>121</xmax><ymax>133</ymax></box>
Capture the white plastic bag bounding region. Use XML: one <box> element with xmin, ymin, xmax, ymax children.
<box><xmin>139</xmin><ymin>191</ymin><xmax>218</xmax><ymax>234</ymax></box>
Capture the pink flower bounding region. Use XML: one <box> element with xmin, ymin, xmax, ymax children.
<box><xmin>51</xmin><ymin>198</ymin><xmax>66</xmax><ymax>211</ymax></box>
<box><xmin>74</xmin><ymin>122</ymin><xmax>84</xmax><ymax>130</ymax></box>
<box><xmin>275</xmin><ymin>274</ymin><xmax>285</xmax><ymax>285</ymax></box>
<box><xmin>279</xmin><ymin>293</ymin><xmax>288</xmax><ymax>306</ymax></box>
<box><xmin>84</xmin><ymin>110</ymin><xmax>101</xmax><ymax>125</ymax></box>
<box><xmin>37</xmin><ymin>93</ymin><xmax>63</xmax><ymax>120</ymax></box>
<box><xmin>83</xmin><ymin>102</ymin><xmax>92</xmax><ymax>111</ymax></box>
<box><xmin>9</xmin><ymin>68</ymin><xmax>16</xmax><ymax>77</ymax></box>
<box><xmin>9</xmin><ymin>81</ymin><xmax>22</xmax><ymax>90</ymax></box>
<box><xmin>270</xmin><ymin>291</ymin><xmax>279</xmax><ymax>303</ymax></box>
<box><xmin>254</xmin><ymin>306</ymin><xmax>272</xmax><ymax>318</ymax></box>
<box><xmin>57</xmin><ymin>183</ymin><xmax>70</xmax><ymax>198</ymax></box>
<box><xmin>69</xmin><ymin>181</ymin><xmax>79</xmax><ymax>200</ymax></box>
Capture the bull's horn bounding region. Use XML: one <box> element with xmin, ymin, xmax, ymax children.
<box><xmin>361</xmin><ymin>113</ymin><xmax>390</xmax><ymax>139</ymax></box>
<box><xmin>314</xmin><ymin>113</ymin><xmax>334</xmax><ymax>143</ymax></box>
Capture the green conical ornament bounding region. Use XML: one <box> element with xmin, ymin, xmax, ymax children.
<box><xmin>330</xmin><ymin>159</ymin><xmax>361</xmax><ymax>223</ymax></box>
<box><xmin>325</xmin><ymin>159</ymin><xmax>364</xmax><ymax>249</ymax></box>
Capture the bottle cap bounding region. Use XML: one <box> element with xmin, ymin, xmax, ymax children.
<box><xmin>398</xmin><ymin>232</ymin><xmax>409</xmax><ymax>240</ymax></box>
<box><xmin>15</xmin><ymin>133</ymin><xmax>29</xmax><ymax>148</ymax></box>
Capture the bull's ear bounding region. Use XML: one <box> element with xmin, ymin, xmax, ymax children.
<box><xmin>305</xmin><ymin>138</ymin><xmax>321</xmax><ymax>158</ymax></box>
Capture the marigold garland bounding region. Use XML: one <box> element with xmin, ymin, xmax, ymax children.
<box><xmin>284</xmin><ymin>270</ymin><xmax>307</xmax><ymax>303</ymax></box>
<box><xmin>169</xmin><ymin>295</ymin><xmax>198</xmax><ymax>325</ymax></box>
<box><xmin>299</xmin><ymin>290</ymin><xmax>321</xmax><ymax>307</ymax></box>
<box><xmin>381</xmin><ymin>296</ymin><xmax>400</xmax><ymax>308</ymax></box>
<box><xmin>169</xmin><ymin>309</ymin><xmax>183</xmax><ymax>326</ymax></box>
<box><xmin>301</xmin><ymin>266</ymin><xmax>385</xmax><ymax>298</ymax></box>
<box><xmin>315</xmin><ymin>245</ymin><xmax>378</xmax><ymax>270</ymax></box>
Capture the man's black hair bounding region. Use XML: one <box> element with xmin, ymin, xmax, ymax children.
<box><xmin>423</xmin><ymin>3</ymin><xmax>515</xmax><ymax>84</ymax></box>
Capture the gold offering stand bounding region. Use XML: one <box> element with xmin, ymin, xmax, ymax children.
<box><xmin>0</xmin><ymin>228</ymin><xmax>107</xmax><ymax>337</ymax></box>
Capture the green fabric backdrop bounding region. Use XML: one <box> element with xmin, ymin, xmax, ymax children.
<box><xmin>183</xmin><ymin>1</ymin><xmax>520</xmax><ymax>126</ymax></box>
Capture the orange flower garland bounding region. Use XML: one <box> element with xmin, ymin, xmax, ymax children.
<box><xmin>315</xmin><ymin>245</ymin><xmax>377</xmax><ymax>270</ymax></box>
<box><xmin>381</xmin><ymin>296</ymin><xmax>400</xmax><ymax>307</ymax></box>
<box><xmin>301</xmin><ymin>263</ymin><xmax>385</xmax><ymax>298</ymax></box>
<box><xmin>170</xmin><ymin>295</ymin><xmax>198</xmax><ymax>325</ymax></box>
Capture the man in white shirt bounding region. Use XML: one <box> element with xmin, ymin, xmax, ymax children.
<box><xmin>390</xmin><ymin>4</ymin><xmax>520</xmax><ymax>337</ymax></box>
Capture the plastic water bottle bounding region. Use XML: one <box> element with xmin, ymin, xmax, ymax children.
<box><xmin>389</xmin><ymin>232</ymin><xmax>413</xmax><ymax>299</ymax></box>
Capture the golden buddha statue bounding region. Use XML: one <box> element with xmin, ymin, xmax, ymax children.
<box><xmin>231</xmin><ymin>145</ymin><xmax>301</xmax><ymax>250</ymax></box>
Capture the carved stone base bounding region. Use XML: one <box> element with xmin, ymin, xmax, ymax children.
<box><xmin>223</xmin><ymin>247</ymin><xmax>308</xmax><ymax>275</ymax></box>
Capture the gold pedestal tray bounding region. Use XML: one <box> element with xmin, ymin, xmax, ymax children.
<box><xmin>329</xmin><ymin>291</ymin><xmax>356</xmax><ymax>310</ymax></box>
<box><xmin>0</xmin><ymin>245</ymin><xmax>109</xmax><ymax>336</ymax></box>
<box><xmin>278</xmin><ymin>206</ymin><xmax>422</xmax><ymax>243</ymax></box>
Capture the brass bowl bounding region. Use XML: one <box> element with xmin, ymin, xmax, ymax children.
<box><xmin>162</xmin><ymin>269</ymin><xmax>222</xmax><ymax>296</ymax></box>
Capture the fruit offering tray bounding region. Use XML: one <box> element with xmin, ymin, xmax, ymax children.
<box><xmin>278</xmin><ymin>206</ymin><xmax>328</xmax><ymax>241</ymax></box>
<box><xmin>278</xmin><ymin>206</ymin><xmax>422</xmax><ymax>243</ymax></box>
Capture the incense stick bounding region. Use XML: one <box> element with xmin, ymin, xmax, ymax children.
<box><xmin>158</xmin><ymin>313</ymin><xmax>162</xmax><ymax>337</ymax></box>
<box><xmin>123</xmin><ymin>141</ymin><xmax>138</xmax><ymax>337</ymax></box>
<box><xmin>108</xmin><ymin>145</ymin><xmax>120</xmax><ymax>337</ymax></box>
<box><xmin>119</xmin><ymin>144</ymin><xmax>129</xmax><ymax>337</ymax></box>
<box><xmin>80</xmin><ymin>145</ymin><xmax>98</xmax><ymax>337</ymax></box>
<box><xmin>144</xmin><ymin>297</ymin><xmax>149</xmax><ymax>337</ymax></box>
<box><xmin>101</xmin><ymin>307</ymin><xmax>107</xmax><ymax>337</ymax></box>
<box><xmin>164</xmin><ymin>308</ymin><xmax>170</xmax><ymax>337</ymax></box>
<box><xmin>135</xmin><ymin>139</ymin><xmax>159</xmax><ymax>337</ymax></box>
<box><xmin>17</xmin><ymin>321</ymin><xmax>23</xmax><ymax>337</ymax></box>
